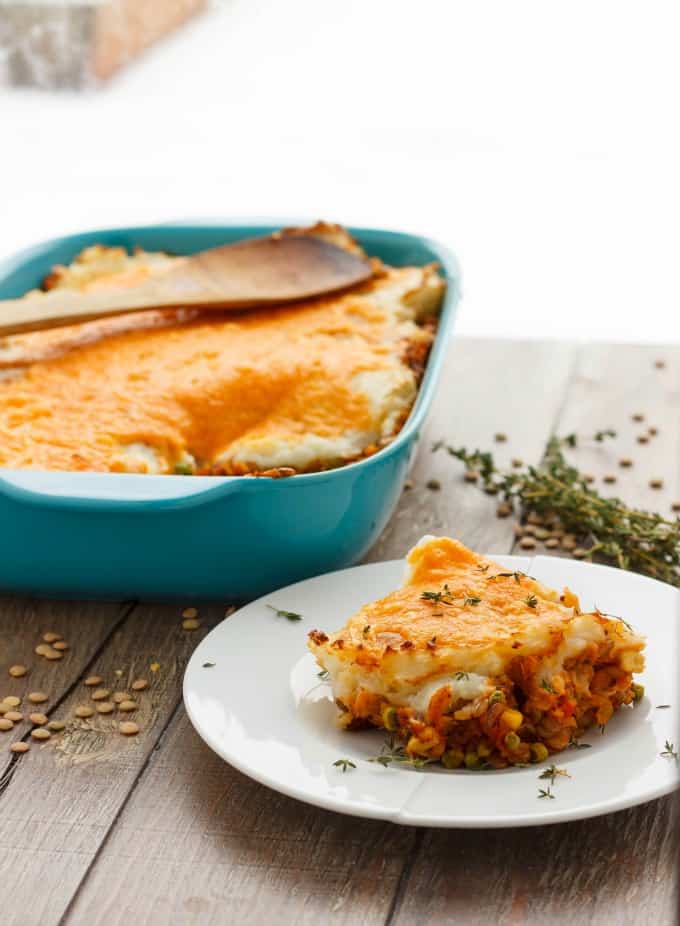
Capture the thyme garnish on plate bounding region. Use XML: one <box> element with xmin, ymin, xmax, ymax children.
<box><xmin>267</xmin><ymin>604</ymin><xmax>303</xmax><ymax>622</ymax></box>
<box><xmin>660</xmin><ymin>740</ymin><xmax>678</xmax><ymax>760</ymax></box>
<box><xmin>434</xmin><ymin>433</ymin><xmax>680</xmax><ymax>587</ymax></box>
<box><xmin>333</xmin><ymin>758</ymin><xmax>356</xmax><ymax>772</ymax></box>
<box><xmin>538</xmin><ymin>764</ymin><xmax>570</xmax><ymax>784</ymax></box>
<box><xmin>538</xmin><ymin>786</ymin><xmax>555</xmax><ymax>799</ymax></box>
<box><xmin>367</xmin><ymin>737</ymin><xmax>437</xmax><ymax>769</ymax></box>
<box><xmin>568</xmin><ymin>737</ymin><xmax>592</xmax><ymax>750</ymax></box>
<box><xmin>317</xmin><ymin>669</ymin><xmax>330</xmax><ymax>680</ymax></box>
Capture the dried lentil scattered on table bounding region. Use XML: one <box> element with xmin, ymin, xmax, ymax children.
<box><xmin>113</xmin><ymin>692</ymin><xmax>130</xmax><ymax>704</ymax></box>
<box><xmin>30</xmin><ymin>728</ymin><xmax>50</xmax><ymax>741</ymax></box>
<box><xmin>53</xmin><ymin>641</ymin><xmax>69</xmax><ymax>651</ymax></box>
<box><xmin>119</xmin><ymin>700</ymin><xmax>137</xmax><ymax>712</ymax></box>
<box><xmin>119</xmin><ymin>721</ymin><xmax>139</xmax><ymax>736</ymax></box>
<box><xmin>96</xmin><ymin>702</ymin><xmax>114</xmax><ymax>714</ymax></box>
<box><xmin>2</xmin><ymin>696</ymin><xmax>21</xmax><ymax>708</ymax></box>
<box><xmin>42</xmin><ymin>632</ymin><xmax>62</xmax><ymax>644</ymax></box>
<box><xmin>0</xmin><ymin>719</ymin><xmax>13</xmax><ymax>731</ymax></box>
<box><xmin>131</xmin><ymin>679</ymin><xmax>148</xmax><ymax>691</ymax></box>
<box><xmin>519</xmin><ymin>536</ymin><xmax>537</xmax><ymax>550</ymax></box>
<box><xmin>182</xmin><ymin>619</ymin><xmax>201</xmax><ymax>631</ymax></box>
<box><xmin>5</xmin><ymin>711</ymin><xmax>22</xmax><ymax>723</ymax></box>
<box><xmin>10</xmin><ymin>742</ymin><xmax>29</xmax><ymax>753</ymax></box>
<box><xmin>619</xmin><ymin>458</ymin><xmax>633</xmax><ymax>468</ymax></box>
<box><xmin>8</xmin><ymin>665</ymin><xmax>27</xmax><ymax>678</ymax></box>
<box><xmin>28</xmin><ymin>692</ymin><xmax>47</xmax><ymax>704</ymax></box>
<box><xmin>650</xmin><ymin>479</ymin><xmax>664</xmax><ymax>490</ymax></box>
<box><xmin>91</xmin><ymin>688</ymin><xmax>110</xmax><ymax>701</ymax></box>
<box><xmin>637</xmin><ymin>434</ymin><xmax>649</xmax><ymax>444</ymax></box>
<box><xmin>182</xmin><ymin>607</ymin><xmax>198</xmax><ymax>619</ymax></box>
<box><xmin>29</xmin><ymin>713</ymin><xmax>47</xmax><ymax>725</ymax></box>
<box><xmin>426</xmin><ymin>479</ymin><xmax>441</xmax><ymax>491</ymax></box>
<box><xmin>84</xmin><ymin>676</ymin><xmax>102</xmax><ymax>687</ymax></box>
<box><xmin>47</xmin><ymin>720</ymin><xmax>65</xmax><ymax>732</ymax></box>
<box><xmin>75</xmin><ymin>705</ymin><xmax>94</xmax><ymax>719</ymax></box>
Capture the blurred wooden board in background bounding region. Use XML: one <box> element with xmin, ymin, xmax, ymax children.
<box><xmin>0</xmin><ymin>0</ymin><xmax>206</xmax><ymax>88</ymax></box>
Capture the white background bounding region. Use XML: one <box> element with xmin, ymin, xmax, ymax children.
<box><xmin>1</xmin><ymin>0</ymin><xmax>679</xmax><ymax>342</ymax></box>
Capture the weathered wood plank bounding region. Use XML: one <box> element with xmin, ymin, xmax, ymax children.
<box><xmin>368</xmin><ymin>338</ymin><xmax>576</xmax><ymax>559</ymax></box>
<box><xmin>0</xmin><ymin>598</ymin><xmax>129</xmax><ymax>776</ymax></box>
<box><xmin>0</xmin><ymin>602</ymin><xmax>218</xmax><ymax>926</ymax></box>
<box><xmin>393</xmin><ymin>796</ymin><xmax>677</xmax><ymax>926</ymax></box>
<box><xmin>65</xmin><ymin>709</ymin><xmax>414</xmax><ymax>926</ymax></box>
<box><xmin>65</xmin><ymin>339</ymin><xmax>577</xmax><ymax>925</ymax></box>
<box><xmin>392</xmin><ymin>342</ymin><xmax>680</xmax><ymax>926</ymax></box>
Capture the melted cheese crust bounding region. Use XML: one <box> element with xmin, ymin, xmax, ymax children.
<box><xmin>0</xmin><ymin>226</ymin><xmax>444</xmax><ymax>474</ymax></box>
<box><xmin>309</xmin><ymin>536</ymin><xmax>645</xmax><ymax>706</ymax></box>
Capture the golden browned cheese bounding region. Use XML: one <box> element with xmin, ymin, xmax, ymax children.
<box><xmin>309</xmin><ymin>537</ymin><xmax>645</xmax><ymax>682</ymax></box>
<box><xmin>0</xmin><ymin>228</ymin><xmax>444</xmax><ymax>474</ymax></box>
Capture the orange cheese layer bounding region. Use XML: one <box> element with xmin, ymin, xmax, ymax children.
<box><xmin>0</xmin><ymin>256</ymin><xmax>444</xmax><ymax>474</ymax></box>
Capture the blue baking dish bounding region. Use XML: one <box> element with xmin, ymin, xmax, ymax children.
<box><xmin>0</xmin><ymin>223</ymin><xmax>460</xmax><ymax>600</ymax></box>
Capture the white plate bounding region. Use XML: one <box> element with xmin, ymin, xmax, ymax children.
<box><xmin>184</xmin><ymin>555</ymin><xmax>679</xmax><ymax>827</ymax></box>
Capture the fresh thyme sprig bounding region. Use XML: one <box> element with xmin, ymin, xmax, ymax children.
<box><xmin>333</xmin><ymin>758</ymin><xmax>356</xmax><ymax>772</ymax></box>
<box><xmin>421</xmin><ymin>586</ymin><xmax>482</xmax><ymax>608</ymax></box>
<box><xmin>434</xmin><ymin>434</ymin><xmax>680</xmax><ymax>587</ymax></box>
<box><xmin>538</xmin><ymin>786</ymin><xmax>555</xmax><ymax>799</ymax></box>
<box><xmin>660</xmin><ymin>740</ymin><xmax>678</xmax><ymax>760</ymax></box>
<box><xmin>267</xmin><ymin>604</ymin><xmax>303</xmax><ymax>622</ymax></box>
<box><xmin>367</xmin><ymin>737</ymin><xmax>437</xmax><ymax>769</ymax></box>
<box><xmin>538</xmin><ymin>764</ymin><xmax>570</xmax><ymax>784</ymax></box>
<box><xmin>568</xmin><ymin>737</ymin><xmax>592</xmax><ymax>750</ymax></box>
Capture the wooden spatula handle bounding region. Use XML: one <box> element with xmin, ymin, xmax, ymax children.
<box><xmin>0</xmin><ymin>234</ymin><xmax>372</xmax><ymax>337</ymax></box>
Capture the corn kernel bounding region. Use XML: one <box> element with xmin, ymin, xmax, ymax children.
<box><xmin>502</xmin><ymin>709</ymin><xmax>523</xmax><ymax>731</ymax></box>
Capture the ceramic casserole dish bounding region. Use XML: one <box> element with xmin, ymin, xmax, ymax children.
<box><xmin>0</xmin><ymin>223</ymin><xmax>461</xmax><ymax>600</ymax></box>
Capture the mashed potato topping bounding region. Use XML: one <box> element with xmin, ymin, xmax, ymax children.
<box><xmin>0</xmin><ymin>225</ymin><xmax>445</xmax><ymax>475</ymax></box>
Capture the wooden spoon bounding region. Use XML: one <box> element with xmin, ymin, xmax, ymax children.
<box><xmin>0</xmin><ymin>233</ymin><xmax>373</xmax><ymax>337</ymax></box>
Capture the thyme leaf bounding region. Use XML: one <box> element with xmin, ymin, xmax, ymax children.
<box><xmin>267</xmin><ymin>604</ymin><xmax>303</xmax><ymax>622</ymax></box>
<box><xmin>660</xmin><ymin>740</ymin><xmax>678</xmax><ymax>760</ymax></box>
<box><xmin>538</xmin><ymin>764</ymin><xmax>570</xmax><ymax>784</ymax></box>
<box><xmin>538</xmin><ymin>787</ymin><xmax>555</xmax><ymax>799</ymax></box>
<box><xmin>333</xmin><ymin>758</ymin><xmax>356</xmax><ymax>772</ymax></box>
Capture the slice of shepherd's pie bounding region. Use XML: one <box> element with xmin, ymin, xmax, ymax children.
<box><xmin>308</xmin><ymin>536</ymin><xmax>645</xmax><ymax>769</ymax></box>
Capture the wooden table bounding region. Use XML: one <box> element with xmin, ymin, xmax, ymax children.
<box><xmin>0</xmin><ymin>339</ymin><xmax>677</xmax><ymax>925</ymax></box>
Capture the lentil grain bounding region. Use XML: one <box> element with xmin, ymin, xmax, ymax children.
<box><xmin>30</xmin><ymin>728</ymin><xmax>50</xmax><ymax>741</ymax></box>
<box><xmin>119</xmin><ymin>721</ymin><xmax>140</xmax><ymax>736</ymax></box>
<box><xmin>10</xmin><ymin>742</ymin><xmax>29</xmax><ymax>753</ymax></box>
<box><xmin>29</xmin><ymin>713</ymin><xmax>48</xmax><ymax>725</ymax></box>
<box><xmin>8</xmin><ymin>665</ymin><xmax>27</xmax><ymax>678</ymax></box>
<box><xmin>27</xmin><ymin>692</ymin><xmax>47</xmax><ymax>704</ymax></box>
